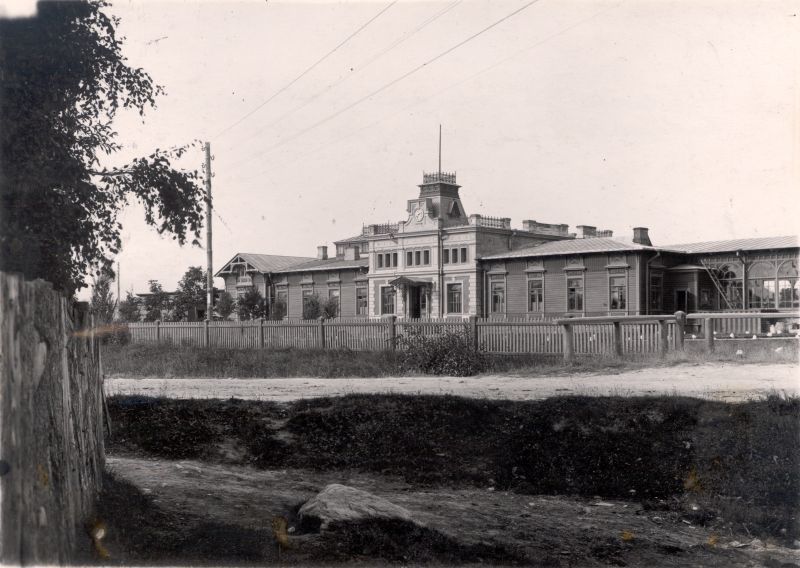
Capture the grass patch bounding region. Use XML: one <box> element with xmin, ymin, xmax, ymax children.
<box><xmin>103</xmin><ymin>343</ymin><xmax>404</xmax><ymax>378</ymax></box>
<box><xmin>104</xmin><ymin>341</ymin><xmax>798</xmax><ymax>380</ymax></box>
<box><xmin>107</xmin><ymin>393</ymin><xmax>800</xmax><ymax>543</ymax></box>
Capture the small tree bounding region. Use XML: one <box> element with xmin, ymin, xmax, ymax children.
<box><xmin>173</xmin><ymin>266</ymin><xmax>205</xmax><ymax>321</ymax></box>
<box><xmin>322</xmin><ymin>296</ymin><xmax>339</xmax><ymax>319</ymax></box>
<box><xmin>302</xmin><ymin>293</ymin><xmax>322</xmax><ymax>320</ymax></box>
<box><xmin>118</xmin><ymin>292</ymin><xmax>141</xmax><ymax>322</ymax></box>
<box><xmin>90</xmin><ymin>268</ymin><xmax>116</xmax><ymax>323</ymax></box>
<box><xmin>270</xmin><ymin>297</ymin><xmax>287</xmax><ymax>321</ymax></box>
<box><xmin>216</xmin><ymin>291</ymin><xmax>235</xmax><ymax>320</ymax></box>
<box><xmin>143</xmin><ymin>280</ymin><xmax>170</xmax><ymax>322</ymax></box>
<box><xmin>237</xmin><ymin>288</ymin><xmax>265</xmax><ymax>320</ymax></box>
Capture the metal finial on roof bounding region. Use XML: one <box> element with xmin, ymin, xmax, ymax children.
<box><xmin>438</xmin><ymin>124</ymin><xmax>442</xmax><ymax>174</ymax></box>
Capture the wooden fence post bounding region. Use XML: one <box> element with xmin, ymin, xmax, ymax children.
<box><xmin>612</xmin><ymin>321</ymin><xmax>622</xmax><ymax>357</ymax></box>
<box><xmin>705</xmin><ymin>316</ymin><xmax>715</xmax><ymax>352</ymax></box>
<box><xmin>469</xmin><ymin>315</ymin><xmax>479</xmax><ymax>352</ymax></box>
<box><xmin>156</xmin><ymin>320</ymin><xmax>161</xmax><ymax>344</ymax></box>
<box><xmin>388</xmin><ymin>315</ymin><xmax>397</xmax><ymax>351</ymax></box>
<box><xmin>674</xmin><ymin>311</ymin><xmax>686</xmax><ymax>351</ymax></box>
<box><xmin>204</xmin><ymin>319</ymin><xmax>210</xmax><ymax>348</ymax></box>
<box><xmin>561</xmin><ymin>323</ymin><xmax>574</xmax><ymax>363</ymax></box>
<box><xmin>318</xmin><ymin>317</ymin><xmax>326</xmax><ymax>350</ymax></box>
<box><xmin>259</xmin><ymin>318</ymin><xmax>265</xmax><ymax>349</ymax></box>
<box><xmin>658</xmin><ymin>319</ymin><xmax>668</xmax><ymax>357</ymax></box>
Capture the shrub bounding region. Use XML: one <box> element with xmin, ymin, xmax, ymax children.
<box><xmin>302</xmin><ymin>294</ymin><xmax>322</xmax><ymax>320</ymax></box>
<box><xmin>102</xmin><ymin>323</ymin><xmax>131</xmax><ymax>346</ymax></box>
<box><xmin>397</xmin><ymin>328</ymin><xmax>485</xmax><ymax>376</ymax></box>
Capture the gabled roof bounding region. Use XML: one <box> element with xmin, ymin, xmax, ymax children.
<box><xmin>215</xmin><ymin>253</ymin><xmax>315</xmax><ymax>276</ymax></box>
<box><xmin>481</xmin><ymin>237</ymin><xmax>658</xmax><ymax>260</ymax></box>
<box><xmin>273</xmin><ymin>256</ymin><xmax>369</xmax><ymax>274</ymax></box>
<box><xmin>662</xmin><ymin>235</ymin><xmax>798</xmax><ymax>255</ymax></box>
<box><xmin>333</xmin><ymin>234</ymin><xmax>367</xmax><ymax>244</ymax></box>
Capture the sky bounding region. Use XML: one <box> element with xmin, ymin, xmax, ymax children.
<box><xmin>55</xmin><ymin>0</ymin><xmax>800</xmax><ymax>299</ymax></box>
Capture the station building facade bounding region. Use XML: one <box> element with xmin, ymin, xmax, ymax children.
<box><xmin>216</xmin><ymin>172</ymin><xmax>799</xmax><ymax>319</ymax></box>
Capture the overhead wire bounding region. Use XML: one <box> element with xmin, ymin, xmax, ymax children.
<box><xmin>211</xmin><ymin>0</ymin><xmax>398</xmax><ymax>140</ymax></box>
<box><xmin>229</xmin><ymin>1</ymin><xmax>621</xmax><ymax>185</ymax></box>
<box><xmin>223</xmin><ymin>0</ymin><xmax>543</xmax><ymax>172</ymax></box>
<box><xmin>220</xmin><ymin>0</ymin><xmax>462</xmax><ymax>165</ymax></box>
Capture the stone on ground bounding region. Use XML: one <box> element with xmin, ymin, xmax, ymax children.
<box><xmin>298</xmin><ymin>484</ymin><xmax>416</xmax><ymax>530</ymax></box>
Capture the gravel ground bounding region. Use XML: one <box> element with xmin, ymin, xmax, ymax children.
<box><xmin>105</xmin><ymin>361</ymin><xmax>800</xmax><ymax>402</ymax></box>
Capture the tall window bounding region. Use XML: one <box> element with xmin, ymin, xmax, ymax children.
<box><xmin>355</xmin><ymin>286</ymin><xmax>368</xmax><ymax>316</ymax></box>
<box><xmin>650</xmin><ymin>274</ymin><xmax>663</xmax><ymax>312</ymax></box>
<box><xmin>748</xmin><ymin>262</ymin><xmax>776</xmax><ymax>309</ymax></box>
<box><xmin>716</xmin><ymin>264</ymin><xmax>743</xmax><ymax>309</ymax></box>
<box><xmin>567</xmin><ymin>277</ymin><xmax>583</xmax><ymax>311</ymax></box>
<box><xmin>778</xmin><ymin>261</ymin><xmax>799</xmax><ymax>309</ymax></box>
<box><xmin>302</xmin><ymin>288</ymin><xmax>314</xmax><ymax>314</ymax></box>
<box><xmin>447</xmin><ymin>283</ymin><xmax>462</xmax><ymax>313</ymax></box>
<box><xmin>461</xmin><ymin>247</ymin><xmax>468</xmax><ymax>263</ymax></box>
<box><xmin>443</xmin><ymin>249</ymin><xmax>450</xmax><ymax>264</ymax></box>
<box><xmin>377</xmin><ymin>254</ymin><xmax>383</xmax><ymax>268</ymax></box>
<box><xmin>527</xmin><ymin>279</ymin><xmax>543</xmax><ymax>312</ymax></box>
<box><xmin>451</xmin><ymin>248</ymin><xmax>459</xmax><ymax>263</ymax></box>
<box><xmin>380</xmin><ymin>287</ymin><xmax>395</xmax><ymax>315</ymax></box>
<box><xmin>423</xmin><ymin>250</ymin><xmax>430</xmax><ymax>265</ymax></box>
<box><xmin>490</xmin><ymin>276</ymin><xmax>505</xmax><ymax>314</ymax></box>
<box><xmin>328</xmin><ymin>287</ymin><xmax>340</xmax><ymax>306</ymax></box>
<box><xmin>406</xmin><ymin>251</ymin><xmax>413</xmax><ymax>266</ymax></box>
<box><xmin>609</xmin><ymin>275</ymin><xmax>627</xmax><ymax>310</ymax></box>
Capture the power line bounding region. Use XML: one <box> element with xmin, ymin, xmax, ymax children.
<box><xmin>229</xmin><ymin>1</ymin><xmax>620</xmax><ymax>185</ymax></box>
<box><xmin>212</xmin><ymin>1</ymin><xmax>398</xmax><ymax>140</ymax></box>
<box><xmin>226</xmin><ymin>0</ymin><xmax>543</xmax><ymax>169</ymax></box>
<box><xmin>219</xmin><ymin>0</ymin><xmax>462</xmax><ymax>164</ymax></box>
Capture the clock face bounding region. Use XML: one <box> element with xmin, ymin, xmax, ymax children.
<box><xmin>414</xmin><ymin>207</ymin><xmax>424</xmax><ymax>222</ymax></box>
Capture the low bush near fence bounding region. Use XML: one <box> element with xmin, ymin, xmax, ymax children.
<box><xmin>397</xmin><ymin>329</ymin><xmax>486</xmax><ymax>376</ymax></box>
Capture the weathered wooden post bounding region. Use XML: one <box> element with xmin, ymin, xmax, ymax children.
<box><xmin>387</xmin><ymin>315</ymin><xmax>397</xmax><ymax>351</ymax></box>
<box><xmin>155</xmin><ymin>319</ymin><xmax>161</xmax><ymax>344</ymax></box>
<box><xmin>674</xmin><ymin>311</ymin><xmax>686</xmax><ymax>351</ymax></box>
<box><xmin>469</xmin><ymin>315</ymin><xmax>479</xmax><ymax>352</ymax></box>
<box><xmin>658</xmin><ymin>318</ymin><xmax>669</xmax><ymax>358</ymax></box>
<box><xmin>259</xmin><ymin>318</ymin><xmax>265</xmax><ymax>349</ymax></box>
<box><xmin>204</xmin><ymin>319</ymin><xmax>210</xmax><ymax>348</ymax></box>
<box><xmin>318</xmin><ymin>316</ymin><xmax>326</xmax><ymax>350</ymax></box>
<box><xmin>612</xmin><ymin>320</ymin><xmax>623</xmax><ymax>357</ymax></box>
<box><xmin>705</xmin><ymin>316</ymin><xmax>715</xmax><ymax>352</ymax></box>
<box><xmin>561</xmin><ymin>322</ymin><xmax>575</xmax><ymax>363</ymax></box>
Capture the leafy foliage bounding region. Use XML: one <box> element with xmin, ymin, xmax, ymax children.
<box><xmin>90</xmin><ymin>267</ymin><xmax>117</xmax><ymax>323</ymax></box>
<box><xmin>173</xmin><ymin>266</ymin><xmax>205</xmax><ymax>321</ymax></box>
<box><xmin>0</xmin><ymin>1</ymin><xmax>205</xmax><ymax>293</ymax></box>
<box><xmin>322</xmin><ymin>295</ymin><xmax>339</xmax><ymax>319</ymax></box>
<box><xmin>118</xmin><ymin>291</ymin><xmax>141</xmax><ymax>322</ymax></box>
<box><xmin>269</xmin><ymin>297</ymin><xmax>287</xmax><ymax>321</ymax></box>
<box><xmin>237</xmin><ymin>288</ymin><xmax>265</xmax><ymax>320</ymax></box>
<box><xmin>215</xmin><ymin>291</ymin><xmax>235</xmax><ymax>320</ymax></box>
<box><xmin>397</xmin><ymin>328</ymin><xmax>486</xmax><ymax>376</ymax></box>
<box><xmin>142</xmin><ymin>280</ymin><xmax>171</xmax><ymax>322</ymax></box>
<box><xmin>302</xmin><ymin>293</ymin><xmax>322</xmax><ymax>320</ymax></box>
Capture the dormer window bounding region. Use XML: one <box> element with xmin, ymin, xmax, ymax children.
<box><xmin>449</xmin><ymin>201</ymin><xmax>461</xmax><ymax>218</ymax></box>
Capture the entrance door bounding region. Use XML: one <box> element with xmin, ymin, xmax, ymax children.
<box><xmin>675</xmin><ymin>289</ymin><xmax>691</xmax><ymax>312</ymax></box>
<box><xmin>409</xmin><ymin>286</ymin><xmax>422</xmax><ymax>318</ymax></box>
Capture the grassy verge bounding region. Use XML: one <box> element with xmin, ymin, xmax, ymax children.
<box><xmin>107</xmin><ymin>393</ymin><xmax>799</xmax><ymax>544</ymax></box>
<box><xmin>102</xmin><ymin>341</ymin><xmax>798</xmax><ymax>379</ymax></box>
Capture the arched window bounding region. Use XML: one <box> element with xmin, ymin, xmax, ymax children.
<box><xmin>716</xmin><ymin>264</ymin><xmax>743</xmax><ymax>309</ymax></box>
<box><xmin>747</xmin><ymin>261</ymin><xmax>776</xmax><ymax>309</ymax></box>
<box><xmin>778</xmin><ymin>261</ymin><xmax>799</xmax><ymax>309</ymax></box>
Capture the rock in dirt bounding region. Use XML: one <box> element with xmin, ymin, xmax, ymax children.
<box><xmin>298</xmin><ymin>484</ymin><xmax>416</xmax><ymax>530</ymax></box>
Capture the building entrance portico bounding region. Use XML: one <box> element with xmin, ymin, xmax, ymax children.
<box><xmin>390</xmin><ymin>276</ymin><xmax>432</xmax><ymax>318</ymax></box>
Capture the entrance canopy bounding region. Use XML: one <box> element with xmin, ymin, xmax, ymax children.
<box><xmin>389</xmin><ymin>276</ymin><xmax>432</xmax><ymax>289</ymax></box>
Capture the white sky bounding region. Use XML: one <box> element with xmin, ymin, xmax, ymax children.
<box><xmin>75</xmin><ymin>0</ymin><xmax>799</xmax><ymax>298</ymax></box>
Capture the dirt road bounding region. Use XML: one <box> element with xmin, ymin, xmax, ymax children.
<box><xmin>106</xmin><ymin>362</ymin><xmax>799</xmax><ymax>402</ymax></box>
<box><xmin>105</xmin><ymin>455</ymin><xmax>799</xmax><ymax>567</ymax></box>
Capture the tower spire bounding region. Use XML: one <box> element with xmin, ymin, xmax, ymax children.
<box><xmin>438</xmin><ymin>124</ymin><xmax>442</xmax><ymax>174</ymax></box>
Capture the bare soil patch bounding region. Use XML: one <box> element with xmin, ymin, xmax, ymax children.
<box><xmin>100</xmin><ymin>455</ymin><xmax>799</xmax><ymax>567</ymax></box>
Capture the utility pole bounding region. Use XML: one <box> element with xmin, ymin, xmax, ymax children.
<box><xmin>204</xmin><ymin>142</ymin><xmax>213</xmax><ymax>321</ymax></box>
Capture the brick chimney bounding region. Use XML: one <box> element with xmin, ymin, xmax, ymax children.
<box><xmin>632</xmin><ymin>227</ymin><xmax>651</xmax><ymax>246</ymax></box>
<box><xmin>576</xmin><ymin>225</ymin><xmax>596</xmax><ymax>239</ymax></box>
<box><xmin>317</xmin><ymin>245</ymin><xmax>328</xmax><ymax>260</ymax></box>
